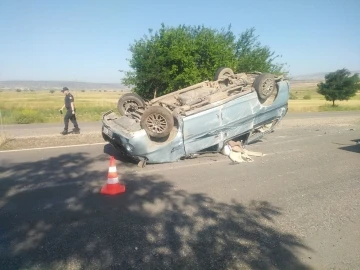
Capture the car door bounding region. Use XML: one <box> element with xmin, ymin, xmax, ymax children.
<box><xmin>218</xmin><ymin>92</ymin><xmax>259</xmax><ymax>142</ymax></box>
<box><xmin>182</xmin><ymin>106</ymin><xmax>222</xmax><ymax>155</ymax></box>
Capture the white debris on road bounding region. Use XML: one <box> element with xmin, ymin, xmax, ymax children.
<box><xmin>221</xmin><ymin>140</ymin><xmax>265</xmax><ymax>163</ymax></box>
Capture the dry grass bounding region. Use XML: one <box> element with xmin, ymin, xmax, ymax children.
<box><xmin>1</xmin><ymin>86</ymin><xmax>359</xmax><ymax>124</ymax></box>
<box><xmin>289</xmin><ymin>100</ymin><xmax>360</xmax><ymax>112</ymax></box>
<box><xmin>288</xmin><ymin>83</ymin><xmax>360</xmax><ymax>112</ymax></box>
<box><xmin>0</xmin><ymin>90</ymin><xmax>124</xmax><ymax>124</ymax></box>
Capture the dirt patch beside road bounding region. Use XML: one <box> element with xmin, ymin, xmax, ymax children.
<box><xmin>0</xmin><ymin>134</ymin><xmax>6</xmax><ymax>146</ymax></box>
<box><xmin>280</xmin><ymin>114</ymin><xmax>359</xmax><ymax>129</ymax></box>
<box><xmin>0</xmin><ymin>133</ymin><xmax>105</xmax><ymax>151</ymax></box>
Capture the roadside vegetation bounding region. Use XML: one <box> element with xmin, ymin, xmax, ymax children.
<box><xmin>122</xmin><ymin>24</ymin><xmax>288</xmax><ymax>99</ymax></box>
<box><xmin>288</xmin><ymin>86</ymin><xmax>360</xmax><ymax>112</ymax></box>
<box><xmin>1</xmin><ymin>87</ymin><xmax>359</xmax><ymax>125</ymax></box>
<box><xmin>289</xmin><ymin>69</ymin><xmax>360</xmax><ymax>112</ymax></box>
<box><xmin>0</xmin><ymin>90</ymin><xmax>121</xmax><ymax>124</ymax></box>
<box><xmin>317</xmin><ymin>68</ymin><xmax>360</xmax><ymax>106</ymax></box>
<box><xmin>120</xmin><ymin>23</ymin><xmax>359</xmax><ymax>113</ymax></box>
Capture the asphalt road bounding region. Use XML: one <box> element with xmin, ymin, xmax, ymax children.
<box><xmin>0</xmin><ymin>113</ymin><xmax>359</xmax><ymax>269</ymax></box>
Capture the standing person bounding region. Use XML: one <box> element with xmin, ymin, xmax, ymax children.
<box><xmin>59</xmin><ymin>87</ymin><xmax>80</xmax><ymax>135</ymax></box>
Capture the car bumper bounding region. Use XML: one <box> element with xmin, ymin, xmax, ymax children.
<box><xmin>101</xmin><ymin>111</ymin><xmax>186</xmax><ymax>164</ymax></box>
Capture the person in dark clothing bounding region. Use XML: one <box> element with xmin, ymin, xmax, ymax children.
<box><xmin>59</xmin><ymin>87</ymin><xmax>80</xmax><ymax>135</ymax></box>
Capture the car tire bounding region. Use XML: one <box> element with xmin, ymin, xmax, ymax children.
<box><xmin>140</xmin><ymin>106</ymin><xmax>174</xmax><ymax>138</ymax></box>
<box><xmin>253</xmin><ymin>74</ymin><xmax>276</xmax><ymax>102</ymax></box>
<box><xmin>102</xmin><ymin>132</ymin><xmax>109</xmax><ymax>142</ymax></box>
<box><xmin>117</xmin><ymin>93</ymin><xmax>145</xmax><ymax>116</ymax></box>
<box><xmin>214</xmin><ymin>67</ymin><xmax>234</xmax><ymax>80</ymax></box>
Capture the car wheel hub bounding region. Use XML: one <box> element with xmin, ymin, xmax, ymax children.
<box><xmin>146</xmin><ymin>113</ymin><xmax>167</xmax><ymax>134</ymax></box>
<box><xmin>124</xmin><ymin>101</ymin><xmax>138</xmax><ymax>113</ymax></box>
<box><xmin>261</xmin><ymin>79</ymin><xmax>274</xmax><ymax>96</ymax></box>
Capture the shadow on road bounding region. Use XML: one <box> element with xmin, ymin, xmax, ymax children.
<box><xmin>0</xmin><ymin>153</ymin><xmax>312</xmax><ymax>269</ymax></box>
<box><xmin>103</xmin><ymin>143</ymin><xmax>138</xmax><ymax>166</ymax></box>
<box><xmin>338</xmin><ymin>139</ymin><xmax>360</xmax><ymax>154</ymax></box>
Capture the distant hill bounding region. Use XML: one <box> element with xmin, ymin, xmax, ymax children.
<box><xmin>290</xmin><ymin>70</ymin><xmax>360</xmax><ymax>81</ymax></box>
<box><xmin>0</xmin><ymin>80</ymin><xmax>130</xmax><ymax>91</ymax></box>
<box><xmin>1</xmin><ymin>70</ymin><xmax>359</xmax><ymax>91</ymax></box>
<box><xmin>289</xmin><ymin>70</ymin><xmax>360</xmax><ymax>90</ymax></box>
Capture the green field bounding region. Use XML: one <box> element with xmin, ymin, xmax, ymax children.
<box><xmin>288</xmin><ymin>86</ymin><xmax>360</xmax><ymax>112</ymax></box>
<box><xmin>0</xmin><ymin>86</ymin><xmax>359</xmax><ymax>124</ymax></box>
<box><xmin>0</xmin><ymin>90</ymin><xmax>122</xmax><ymax>124</ymax></box>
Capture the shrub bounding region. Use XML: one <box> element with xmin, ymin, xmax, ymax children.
<box><xmin>303</xmin><ymin>94</ymin><xmax>311</xmax><ymax>100</ymax></box>
<box><xmin>49</xmin><ymin>90</ymin><xmax>55</xmax><ymax>94</ymax></box>
<box><xmin>289</xmin><ymin>92</ymin><xmax>298</xmax><ymax>100</ymax></box>
<box><xmin>14</xmin><ymin>109</ymin><xmax>44</xmax><ymax>124</ymax></box>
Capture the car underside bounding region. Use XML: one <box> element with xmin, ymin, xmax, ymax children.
<box><xmin>101</xmin><ymin>67</ymin><xmax>290</xmax><ymax>165</ymax></box>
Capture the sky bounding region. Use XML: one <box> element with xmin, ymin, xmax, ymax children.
<box><xmin>0</xmin><ymin>0</ymin><xmax>359</xmax><ymax>83</ymax></box>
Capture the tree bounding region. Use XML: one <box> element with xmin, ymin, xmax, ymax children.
<box><xmin>122</xmin><ymin>24</ymin><xmax>287</xmax><ymax>99</ymax></box>
<box><xmin>317</xmin><ymin>69</ymin><xmax>360</xmax><ymax>106</ymax></box>
<box><xmin>234</xmin><ymin>28</ymin><xmax>285</xmax><ymax>74</ymax></box>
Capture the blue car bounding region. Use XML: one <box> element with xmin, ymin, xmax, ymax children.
<box><xmin>101</xmin><ymin>67</ymin><xmax>290</xmax><ymax>165</ymax></box>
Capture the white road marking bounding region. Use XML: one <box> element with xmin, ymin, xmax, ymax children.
<box><xmin>0</xmin><ymin>142</ymin><xmax>107</xmax><ymax>153</ymax></box>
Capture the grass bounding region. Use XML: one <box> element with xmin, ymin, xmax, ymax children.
<box><xmin>0</xmin><ymin>90</ymin><xmax>123</xmax><ymax>124</ymax></box>
<box><xmin>288</xmin><ymin>86</ymin><xmax>360</xmax><ymax>112</ymax></box>
<box><xmin>289</xmin><ymin>99</ymin><xmax>360</xmax><ymax>112</ymax></box>
<box><xmin>0</xmin><ymin>86</ymin><xmax>359</xmax><ymax>124</ymax></box>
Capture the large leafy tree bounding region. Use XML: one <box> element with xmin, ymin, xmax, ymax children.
<box><xmin>317</xmin><ymin>69</ymin><xmax>360</xmax><ymax>106</ymax></box>
<box><xmin>122</xmin><ymin>24</ymin><xmax>287</xmax><ymax>99</ymax></box>
<box><xmin>235</xmin><ymin>28</ymin><xmax>285</xmax><ymax>74</ymax></box>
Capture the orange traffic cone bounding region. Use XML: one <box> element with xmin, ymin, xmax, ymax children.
<box><xmin>101</xmin><ymin>156</ymin><xmax>126</xmax><ymax>195</ymax></box>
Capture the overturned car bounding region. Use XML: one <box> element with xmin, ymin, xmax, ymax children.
<box><xmin>101</xmin><ymin>67</ymin><xmax>290</xmax><ymax>165</ymax></box>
